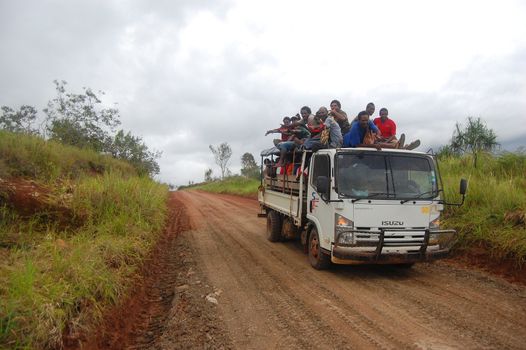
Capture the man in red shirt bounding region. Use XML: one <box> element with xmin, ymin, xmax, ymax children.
<box><xmin>374</xmin><ymin>108</ymin><xmax>398</xmax><ymax>143</ymax></box>
<box><xmin>373</xmin><ymin>108</ymin><xmax>421</xmax><ymax>150</ymax></box>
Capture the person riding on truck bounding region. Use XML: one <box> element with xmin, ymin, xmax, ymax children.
<box><xmin>373</xmin><ymin>108</ymin><xmax>421</xmax><ymax>150</ymax></box>
<box><xmin>343</xmin><ymin>111</ymin><xmax>381</xmax><ymax>149</ymax></box>
<box><xmin>265</xmin><ymin>116</ymin><xmax>292</xmax><ymax>147</ymax></box>
<box><xmin>344</xmin><ymin>111</ymin><xmax>420</xmax><ymax>150</ymax></box>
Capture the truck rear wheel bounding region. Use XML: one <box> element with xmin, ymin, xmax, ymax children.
<box><xmin>308</xmin><ymin>227</ymin><xmax>330</xmax><ymax>270</ymax></box>
<box><xmin>266</xmin><ymin>210</ymin><xmax>282</xmax><ymax>242</ymax></box>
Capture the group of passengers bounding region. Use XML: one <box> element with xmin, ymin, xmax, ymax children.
<box><xmin>265</xmin><ymin>100</ymin><xmax>420</xmax><ymax>167</ymax></box>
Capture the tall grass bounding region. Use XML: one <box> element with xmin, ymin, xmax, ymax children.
<box><xmin>0</xmin><ymin>130</ymin><xmax>135</xmax><ymax>181</ymax></box>
<box><xmin>0</xmin><ymin>132</ymin><xmax>168</xmax><ymax>349</ymax></box>
<box><xmin>440</xmin><ymin>152</ymin><xmax>526</xmax><ymax>265</ymax></box>
<box><xmin>187</xmin><ymin>175</ymin><xmax>259</xmax><ymax>197</ymax></box>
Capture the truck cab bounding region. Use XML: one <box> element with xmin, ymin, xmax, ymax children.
<box><xmin>258</xmin><ymin>148</ymin><xmax>467</xmax><ymax>269</ymax></box>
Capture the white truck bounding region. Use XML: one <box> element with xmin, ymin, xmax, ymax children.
<box><xmin>258</xmin><ymin>148</ymin><xmax>467</xmax><ymax>269</ymax></box>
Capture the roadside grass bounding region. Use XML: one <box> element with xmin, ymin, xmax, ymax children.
<box><xmin>0</xmin><ymin>131</ymin><xmax>168</xmax><ymax>349</ymax></box>
<box><xmin>0</xmin><ymin>130</ymin><xmax>135</xmax><ymax>182</ymax></box>
<box><xmin>187</xmin><ymin>175</ymin><xmax>259</xmax><ymax>197</ymax></box>
<box><xmin>440</xmin><ymin>152</ymin><xmax>526</xmax><ymax>265</ymax></box>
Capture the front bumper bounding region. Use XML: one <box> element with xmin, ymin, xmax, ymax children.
<box><xmin>332</xmin><ymin>229</ymin><xmax>456</xmax><ymax>264</ymax></box>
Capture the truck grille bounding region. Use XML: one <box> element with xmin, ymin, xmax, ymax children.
<box><xmin>382</xmin><ymin>231</ymin><xmax>425</xmax><ymax>247</ymax></box>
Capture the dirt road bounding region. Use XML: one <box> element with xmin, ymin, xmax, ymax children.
<box><xmin>91</xmin><ymin>190</ymin><xmax>526</xmax><ymax>349</ymax></box>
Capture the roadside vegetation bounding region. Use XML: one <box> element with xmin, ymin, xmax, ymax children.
<box><xmin>0</xmin><ymin>133</ymin><xmax>168</xmax><ymax>349</ymax></box>
<box><xmin>185</xmin><ymin>175</ymin><xmax>259</xmax><ymax>197</ymax></box>
<box><xmin>440</xmin><ymin>151</ymin><xmax>526</xmax><ymax>265</ymax></box>
<box><xmin>181</xmin><ymin>145</ymin><xmax>260</xmax><ymax>196</ymax></box>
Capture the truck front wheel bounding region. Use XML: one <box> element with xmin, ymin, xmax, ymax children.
<box><xmin>266</xmin><ymin>210</ymin><xmax>282</xmax><ymax>242</ymax></box>
<box><xmin>308</xmin><ymin>227</ymin><xmax>331</xmax><ymax>269</ymax></box>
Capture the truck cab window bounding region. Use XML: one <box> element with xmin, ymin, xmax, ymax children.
<box><xmin>390</xmin><ymin>156</ymin><xmax>437</xmax><ymax>199</ymax></box>
<box><xmin>337</xmin><ymin>154</ymin><xmax>387</xmax><ymax>198</ymax></box>
<box><xmin>311</xmin><ymin>154</ymin><xmax>330</xmax><ymax>191</ymax></box>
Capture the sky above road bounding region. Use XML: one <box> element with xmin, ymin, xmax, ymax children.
<box><xmin>1</xmin><ymin>0</ymin><xmax>525</xmax><ymax>186</ymax></box>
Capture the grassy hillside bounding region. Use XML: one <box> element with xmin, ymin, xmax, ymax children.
<box><xmin>440</xmin><ymin>152</ymin><xmax>526</xmax><ymax>265</ymax></box>
<box><xmin>0</xmin><ymin>131</ymin><xmax>168</xmax><ymax>349</ymax></box>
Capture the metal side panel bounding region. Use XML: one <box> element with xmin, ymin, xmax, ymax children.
<box><xmin>259</xmin><ymin>189</ymin><xmax>301</xmax><ymax>221</ymax></box>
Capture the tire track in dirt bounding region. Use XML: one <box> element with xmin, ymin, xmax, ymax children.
<box><xmin>190</xmin><ymin>203</ymin><xmax>354</xmax><ymax>349</ymax></box>
<box><xmin>190</xmin><ymin>194</ymin><xmax>415</xmax><ymax>349</ymax></box>
<box><xmin>70</xmin><ymin>193</ymin><xmax>232</xmax><ymax>350</ymax></box>
<box><xmin>185</xmin><ymin>193</ymin><xmax>456</xmax><ymax>348</ymax></box>
<box><xmin>178</xmin><ymin>190</ymin><xmax>526</xmax><ymax>349</ymax></box>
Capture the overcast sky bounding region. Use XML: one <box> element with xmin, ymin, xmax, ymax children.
<box><xmin>1</xmin><ymin>0</ymin><xmax>525</xmax><ymax>185</ymax></box>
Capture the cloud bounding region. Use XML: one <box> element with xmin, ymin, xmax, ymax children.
<box><xmin>0</xmin><ymin>0</ymin><xmax>525</xmax><ymax>186</ymax></box>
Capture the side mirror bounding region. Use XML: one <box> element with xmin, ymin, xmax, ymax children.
<box><xmin>316</xmin><ymin>176</ymin><xmax>330</xmax><ymax>200</ymax></box>
<box><xmin>459</xmin><ymin>178</ymin><xmax>468</xmax><ymax>195</ymax></box>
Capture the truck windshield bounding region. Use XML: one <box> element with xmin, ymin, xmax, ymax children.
<box><xmin>335</xmin><ymin>153</ymin><xmax>438</xmax><ymax>200</ymax></box>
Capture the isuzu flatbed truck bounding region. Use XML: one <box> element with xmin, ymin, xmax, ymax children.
<box><xmin>258</xmin><ymin>148</ymin><xmax>467</xmax><ymax>269</ymax></box>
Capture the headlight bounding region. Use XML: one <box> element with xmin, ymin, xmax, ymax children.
<box><xmin>429</xmin><ymin>217</ymin><xmax>441</xmax><ymax>245</ymax></box>
<box><xmin>428</xmin><ymin>233</ymin><xmax>440</xmax><ymax>246</ymax></box>
<box><xmin>338</xmin><ymin>232</ymin><xmax>354</xmax><ymax>245</ymax></box>
<box><xmin>428</xmin><ymin>231</ymin><xmax>456</xmax><ymax>249</ymax></box>
<box><xmin>335</xmin><ymin>214</ymin><xmax>354</xmax><ymax>245</ymax></box>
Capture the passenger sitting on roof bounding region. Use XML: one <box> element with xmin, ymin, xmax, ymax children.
<box><xmin>265</xmin><ymin>116</ymin><xmax>292</xmax><ymax>147</ymax></box>
<box><xmin>343</xmin><ymin>111</ymin><xmax>383</xmax><ymax>149</ymax></box>
<box><xmin>275</xmin><ymin>122</ymin><xmax>310</xmax><ymax>167</ymax></box>
<box><xmin>329</xmin><ymin>100</ymin><xmax>351</xmax><ymax>135</ymax></box>
<box><xmin>317</xmin><ymin>106</ymin><xmax>343</xmax><ymax>148</ymax></box>
<box><xmin>297</xmin><ymin>114</ymin><xmax>326</xmax><ymax>151</ymax></box>
<box><xmin>291</xmin><ymin>106</ymin><xmax>315</xmax><ymax>127</ymax></box>
<box><xmin>373</xmin><ymin>108</ymin><xmax>420</xmax><ymax>150</ymax></box>
<box><xmin>349</xmin><ymin>102</ymin><xmax>383</xmax><ymax>136</ymax></box>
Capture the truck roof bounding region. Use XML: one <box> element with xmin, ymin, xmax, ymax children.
<box><xmin>260</xmin><ymin>147</ymin><xmax>432</xmax><ymax>157</ymax></box>
<box><xmin>314</xmin><ymin>147</ymin><xmax>430</xmax><ymax>156</ymax></box>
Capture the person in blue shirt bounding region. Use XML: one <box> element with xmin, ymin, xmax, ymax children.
<box><xmin>343</xmin><ymin>111</ymin><xmax>381</xmax><ymax>149</ymax></box>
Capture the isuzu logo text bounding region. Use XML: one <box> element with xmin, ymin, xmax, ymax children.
<box><xmin>382</xmin><ymin>220</ymin><xmax>404</xmax><ymax>226</ymax></box>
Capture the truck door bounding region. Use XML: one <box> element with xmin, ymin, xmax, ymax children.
<box><xmin>308</xmin><ymin>153</ymin><xmax>334</xmax><ymax>251</ymax></box>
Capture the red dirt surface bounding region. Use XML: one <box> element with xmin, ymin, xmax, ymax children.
<box><xmin>446</xmin><ymin>244</ymin><xmax>526</xmax><ymax>286</ymax></box>
<box><xmin>65</xmin><ymin>192</ymin><xmax>232</xmax><ymax>349</ymax></box>
<box><xmin>70</xmin><ymin>191</ymin><xmax>526</xmax><ymax>349</ymax></box>
<box><xmin>0</xmin><ymin>177</ymin><xmax>78</xmax><ymax>228</ymax></box>
<box><xmin>0</xmin><ymin>178</ymin><xmax>53</xmax><ymax>216</ymax></box>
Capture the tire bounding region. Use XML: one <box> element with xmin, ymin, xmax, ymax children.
<box><xmin>308</xmin><ymin>227</ymin><xmax>331</xmax><ymax>269</ymax></box>
<box><xmin>266</xmin><ymin>210</ymin><xmax>282</xmax><ymax>242</ymax></box>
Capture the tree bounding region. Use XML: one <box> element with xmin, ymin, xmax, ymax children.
<box><xmin>0</xmin><ymin>105</ymin><xmax>38</xmax><ymax>134</ymax></box>
<box><xmin>110</xmin><ymin>130</ymin><xmax>161</xmax><ymax>176</ymax></box>
<box><xmin>209</xmin><ymin>142</ymin><xmax>232</xmax><ymax>180</ymax></box>
<box><xmin>44</xmin><ymin>80</ymin><xmax>120</xmax><ymax>152</ymax></box>
<box><xmin>450</xmin><ymin>117</ymin><xmax>498</xmax><ymax>167</ymax></box>
<box><xmin>204</xmin><ymin>168</ymin><xmax>213</xmax><ymax>182</ymax></box>
<box><xmin>240</xmin><ymin>152</ymin><xmax>259</xmax><ymax>179</ymax></box>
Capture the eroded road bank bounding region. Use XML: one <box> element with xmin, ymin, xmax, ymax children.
<box><xmin>87</xmin><ymin>191</ymin><xmax>526</xmax><ymax>349</ymax></box>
